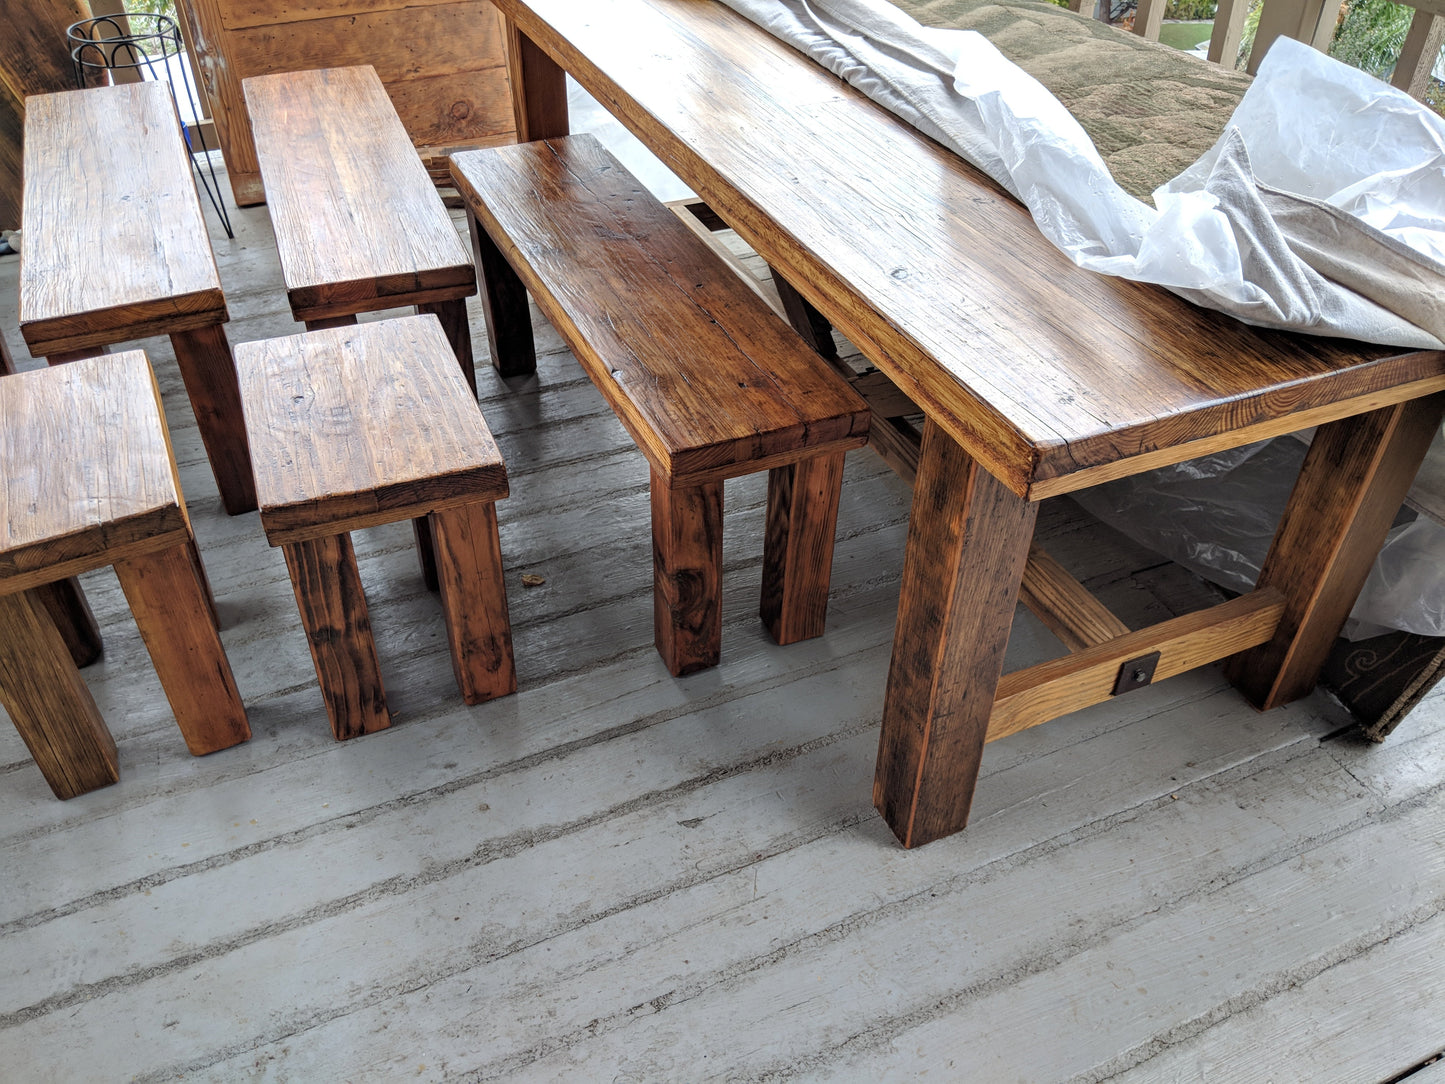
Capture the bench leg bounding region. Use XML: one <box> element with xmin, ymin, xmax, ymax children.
<box><xmin>305</xmin><ymin>315</ymin><xmax>358</xmax><ymax>332</ymax></box>
<box><xmin>114</xmin><ymin>540</ymin><xmax>251</xmax><ymax>756</ymax></box>
<box><xmin>34</xmin><ymin>579</ymin><xmax>104</xmax><ymax>668</ymax></box>
<box><xmin>0</xmin><ymin>588</ymin><xmax>119</xmax><ymax>800</ymax></box>
<box><xmin>1227</xmin><ymin>392</ymin><xmax>1445</xmax><ymax>710</ymax></box>
<box><xmin>418</xmin><ymin>299</ymin><xmax>478</xmax><ymax>397</ymax></box>
<box><xmin>432</xmin><ymin>501</ymin><xmax>517</xmax><ymax>704</ymax></box>
<box><xmin>874</xmin><ymin>420</ymin><xmax>1037</xmax><ymax>848</ymax></box>
<box><xmin>468</xmin><ymin>209</ymin><xmax>537</xmax><ymax>378</ymax></box>
<box><xmin>413</xmin><ymin>518</ymin><xmax>441</xmax><ymax>592</ymax></box>
<box><xmin>282</xmin><ymin>532</ymin><xmax>392</xmax><ymax>740</ymax></box>
<box><xmin>169</xmin><ymin>324</ymin><xmax>258</xmax><ymax>516</ymax></box>
<box><xmin>761</xmin><ymin>451</ymin><xmax>846</xmax><ymax>645</ymax></box>
<box><xmin>651</xmin><ymin>472</ymin><xmax>724</xmax><ymax>676</ymax></box>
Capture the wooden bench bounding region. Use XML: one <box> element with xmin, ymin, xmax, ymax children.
<box><xmin>0</xmin><ymin>352</ymin><xmax>251</xmax><ymax>799</ymax></box>
<box><xmin>243</xmin><ymin>65</ymin><xmax>479</xmax><ymax>390</ymax></box>
<box><xmin>451</xmin><ymin>134</ymin><xmax>870</xmax><ymax>675</ymax></box>
<box><xmin>17</xmin><ymin>82</ymin><xmax>257</xmax><ymax>517</ymax></box>
<box><xmin>236</xmin><ymin>315</ymin><xmax>515</xmax><ymax>740</ymax></box>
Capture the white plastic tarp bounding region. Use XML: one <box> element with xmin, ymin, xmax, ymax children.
<box><xmin>718</xmin><ymin>0</ymin><xmax>1445</xmax><ymax>347</ymax></box>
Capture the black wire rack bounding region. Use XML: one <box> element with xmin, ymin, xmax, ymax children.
<box><xmin>67</xmin><ymin>13</ymin><xmax>234</xmax><ymax>239</ymax></box>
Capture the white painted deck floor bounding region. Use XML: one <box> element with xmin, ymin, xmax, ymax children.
<box><xmin>2</xmin><ymin>93</ymin><xmax>1444</xmax><ymax>1082</ymax></box>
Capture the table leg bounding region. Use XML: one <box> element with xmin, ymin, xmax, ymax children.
<box><xmin>169</xmin><ymin>323</ymin><xmax>258</xmax><ymax>516</ymax></box>
<box><xmin>432</xmin><ymin>501</ymin><xmax>517</xmax><ymax>704</ymax></box>
<box><xmin>874</xmin><ymin>419</ymin><xmax>1037</xmax><ymax>848</ymax></box>
<box><xmin>761</xmin><ymin>451</ymin><xmax>846</xmax><ymax>645</ymax></box>
<box><xmin>46</xmin><ymin>346</ymin><xmax>108</xmax><ymax>365</ymax></box>
<box><xmin>417</xmin><ymin>299</ymin><xmax>477</xmax><ymax>397</ymax></box>
<box><xmin>114</xmin><ymin>540</ymin><xmax>251</xmax><ymax>756</ymax></box>
<box><xmin>505</xmin><ymin>18</ymin><xmax>570</xmax><ymax>142</ymax></box>
<box><xmin>770</xmin><ymin>267</ymin><xmax>838</xmax><ymax>362</ymax></box>
<box><xmin>0</xmin><ymin>588</ymin><xmax>118</xmax><ymax>800</ymax></box>
<box><xmin>1227</xmin><ymin>392</ymin><xmax>1445</xmax><ymax>710</ymax></box>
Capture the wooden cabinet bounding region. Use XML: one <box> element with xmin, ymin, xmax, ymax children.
<box><xmin>176</xmin><ymin>0</ymin><xmax>516</xmax><ymax>206</ymax></box>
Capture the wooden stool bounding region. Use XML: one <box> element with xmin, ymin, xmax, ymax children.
<box><xmin>17</xmin><ymin>83</ymin><xmax>256</xmax><ymax>516</ymax></box>
<box><xmin>243</xmin><ymin>66</ymin><xmax>478</xmax><ymax>385</ymax></box>
<box><xmin>0</xmin><ymin>353</ymin><xmax>252</xmax><ymax>800</ymax></box>
<box><xmin>451</xmin><ymin>135</ymin><xmax>870</xmax><ymax>676</ymax></box>
<box><xmin>236</xmin><ymin>314</ymin><xmax>515</xmax><ymax>741</ymax></box>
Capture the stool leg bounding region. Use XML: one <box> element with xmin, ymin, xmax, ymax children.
<box><xmin>34</xmin><ymin>579</ymin><xmax>104</xmax><ymax>667</ymax></box>
<box><xmin>468</xmin><ymin>209</ymin><xmax>536</xmax><ymax>378</ymax></box>
<box><xmin>169</xmin><ymin>324</ymin><xmax>258</xmax><ymax>516</ymax></box>
<box><xmin>305</xmin><ymin>314</ymin><xmax>359</xmax><ymax>332</ymax></box>
<box><xmin>417</xmin><ymin>299</ymin><xmax>478</xmax><ymax>397</ymax></box>
<box><xmin>651</xmin><ymin>471</ymin><xmax>723</xmax><ymax>676</ymax></box>
<box><xmin>760</xmin><ymin>451</ymin><xmax>846</xmax><ymax>645</ymax></box>
<box><xmin>414</xmin><ymin>518</ymin><xmax>441</xmax><ymax>593</ymax></box>
<box><xmin>0</xmin><ymin>589</ymin><xmax>119</xmax><ymax>800</ymax></box>
<box><xmin>46</xmin><ymin>346</ymin><xmax>108</xmax><ymax>366</ymax></box>
<box><xmin>114</xmin><ymin>540</ymin><xmax>251</xmax><ymax>756</ymax></box>
<box><xmin>282</xmin><ymin>532</ymin><xmax>392</xmax><ymax>740</ymax></box>
<box><xmin>432</xmin><ymin>501</ymin><xmax>516</xmax><ymax>704</ymax></box>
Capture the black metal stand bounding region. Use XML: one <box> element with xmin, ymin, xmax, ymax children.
<box><xmin>67</xmin><ymin>13</ymin><xmax>234</xmax><ymax>239</ymax></box>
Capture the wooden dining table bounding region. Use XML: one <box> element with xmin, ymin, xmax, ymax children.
<box><xmin>490</xmin><ymin>0</ymin><xmax>1445</xmax><ymax>847</ymax></box>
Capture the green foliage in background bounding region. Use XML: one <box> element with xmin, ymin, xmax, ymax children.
<box><xmin>1329</xmin><ymin>0</ymin><xmax>1415</xmax><ymax>78</ymax></box>
<box><xmin>122</xmin><ymin>0</ymin><xmax>179</xmax><ymax>19</ymax></box>
<box><xmin>1163</xmin><ymin>0</ymin><xmax>1217</xmax><ymax>20</ymax></box>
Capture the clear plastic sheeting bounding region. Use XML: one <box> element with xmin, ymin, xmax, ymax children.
<box><xmin>1070</xmin><ymin>438</ymin><xmax>1445</xmax><ymax>639</ymax></box>
<box><xmin>717</xmin><ymin>0</ymin><xmax>1445</xmax><ymax>345</ymax></box>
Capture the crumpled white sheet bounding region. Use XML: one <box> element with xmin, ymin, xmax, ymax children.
<box><xmin>717</xmin><ymin>0</ymin><xmax>1445</xmax><ymax>348</ymax></box>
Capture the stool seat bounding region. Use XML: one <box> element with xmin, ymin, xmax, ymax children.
<box><xmin>237</xmin><ymin>315</ymin><xmax>515</xmax><ymax>740</ymax></box>
<box><xmin>0</xmin><ymin>352</ymin><xmax>251</xmax><ymax>800</ymax></box>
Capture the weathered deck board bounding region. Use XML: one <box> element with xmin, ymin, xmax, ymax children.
<box><xmin>0</xmin><ymin>116</ymin><xmax>1441</xmax><ymax>1081</ymax></box>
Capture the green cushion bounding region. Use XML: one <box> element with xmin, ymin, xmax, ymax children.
<box><xmin>889</xmin><ymin>0</ymin><xmax>1252</xmax><ymax>200</ymax></box>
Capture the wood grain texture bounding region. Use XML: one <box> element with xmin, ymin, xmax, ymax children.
<box><xmin>236</xmin><ymin>315</ymin><xmax>508</xmax><ymax>546</ymax></box>
<box><xmin>452</xmin><ymin>135</ymin><xmax>869</xmax><ymax>488</ymax></box>
<box><xmin>113</xmin><ymin>542</ymin><xmax>251</xmax><ymax>756</ymax></box>
<box><xmin>467</xmin><ymin>208</ymin><xmax>537</xmax><ymax>379</ymax></box>
<box><xmin>0</xmin><ymin>0</ymin><xmax>90</xmax><ymax>228</ymax></box>
<box><xmin>505</xmin><ymin>15</ymin><xmax>569</xmax><ymax>142</ymax></box>
<box><xmin>282</xmin><ymin>532</ymin><xmax>392</xmax><ymax>741</ymax></box>
<box><xmin>243</xmin><ymin>65</ymin><xmax>476</xmax><ymax>322</ymax></box>
<box><xmin>760</xmin><ymin>452</ymin><xmax>846</xmax><ymax>645</ymax></box>
<box><xmin>495</xmin><ymin>0</ymin><xmax>1445</xmax><ymax>498</ymax></box>
<box><xmin>0</xmin><ymin>352</ymin><xmax>188</xmax><ymax>593</ymax></box>
<box><xmin>1227</xmin><ymin>394</ymin><xmax>1445</xmax><ymax>710</ymax></box>
<box><xmin>18</xmin><ymin>82</ymin><xmax>228</xmax><ymax>356</ymax></box>
<box><xmin>651</xmin><ymin>473</ymin><xmax>723</xmax><ymax>676</ymax></box>
<box><xmin>181</xmin><ymin>0</ymin><xmax>513</xmax><ymax>205</ymax></box>
<box><xmin>874</xmin><ymin>419</ymin><xmax>1038</xmax><ymax>849</ymax></box>
<box><xmin>989</xmin><ymin>589</ymin><xmax>1285</xmax><ymax>742</ymax></box>
<box><xmin>431</xmin><ymin>500</ymin><xmax>516</xmax><ymax>704</ymax></box>
<box><xmin>0</xmin><ymin>587</ymin><xmax>118</xmax><ymax>800</ymax></box>
<box><xmin>1019</xmin><ymin>542</ymin><xmax>1131</xmax><ymax>652</ymax></box>
<box><xmin>169</xmin><ymin>323</ymin><xmax>258</xmax><ymax>516</ymax></box>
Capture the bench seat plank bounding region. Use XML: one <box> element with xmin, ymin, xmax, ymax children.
<box><xmin>244</xmin><ymin>65</ymin><xmax>476</xmax><ymax>323</ymax></box>
<box><xmin>18</xmin><ymin>83</ymin><xmax>227</xmax><ymax>357</ymax></box>
<box><xmin>452</xmin><ymin>135</ymin><xmax>869</xmax><ymax>487</ymax></box>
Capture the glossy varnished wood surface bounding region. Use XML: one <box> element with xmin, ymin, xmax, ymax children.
<box><xmin>0</xmin><ymin>352</ymin><xmax>188</xmax><ymax>592</ymax></box>
<box><xmin>236</xmin><ymin>315</ymin><xmax>508</xmax><ymax>545</ymax></box>
<box><xmin>18</xmin><ymin>83</ymin><xmax>227</xmax><ymax>356</ymax></box>
<box><xmin>451</xmin><ymin>135</ymin><xmax>869</xmax><ymax>487</ymax></box>
<box><xmin>496</xmin><ymin>0</ymin><xmax>1445</xmax><ymax>496</ymax></box>
<box><xmin>243</xmin><ymin>65</ymin><xmax>477</xmax><ymax>321</ymax></box>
